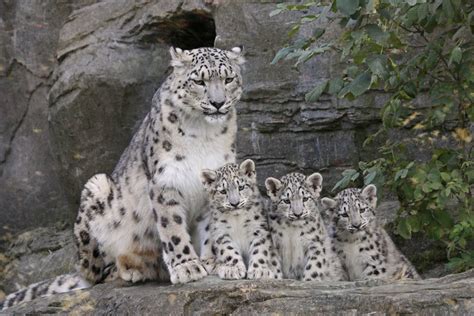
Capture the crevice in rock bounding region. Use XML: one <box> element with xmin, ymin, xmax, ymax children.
<box><xmin>125</xmin><ymin>10</ymin><xmax>216</xmax><ymax>49</ymax></box>
<box><xmin>0</xmin><ymin>82</ymin><xmax>43</xmax><ymax>171</ymax></box>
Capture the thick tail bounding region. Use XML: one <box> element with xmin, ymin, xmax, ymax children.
<box><xmin>1</xmin><ymin>273</ymin><xmax>90</xmax><ymax>311</ymax></box>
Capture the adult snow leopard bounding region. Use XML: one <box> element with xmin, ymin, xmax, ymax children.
<box><xmin>1</xmin><ymin>46</ymin><xmax>245</xmax><ymax>310</ymax></box>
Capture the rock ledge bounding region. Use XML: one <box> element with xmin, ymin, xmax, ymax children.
<box><xmin>6</xmin><ymin>269</ymin><xmax>474</xmax><ymax>315</ymax></box>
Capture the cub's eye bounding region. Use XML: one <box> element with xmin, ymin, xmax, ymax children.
<box><xmin>194</xmin><ymin>79</ymin><xmax>205</xmax><ymax>86</ymax></box>
<box><xmin>219</xmin><ymin>189</ymin><xmax>226</xmax><ymax>194</ymax></box>
<box><xmin>341</xmin><ymin>213</ymin><xmax>349</xmax><ymax>218</ymax></box>
<box><xmin>303</xmin><ymin>197</ymin><xmax>309</xmax><ymax>202</ymax></box>
<box><xmin>225</xmin><ymin>77</ymin><xmax>234</xmax><ymax>84</ymax></box>
<box><xmin>238</xmin><ymin>185</ymin><xmax>245</xmax><ymax>191</ymax></box>
<box><xmin>360</xmin><ymin>208</ymin><xmax>366</xmax><ymax>213</ymax></box>
<box><xmin>283</xmin><ymin>199</ymin><xmax>291</xmax><ymax>204</ymax></box>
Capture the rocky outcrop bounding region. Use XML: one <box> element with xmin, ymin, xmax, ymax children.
<box><xmin>1</xmin><ymin>226</ymin><xmax>76</xmax><ymax>294</ymax></box>
<box><xmin>6</xmin><ymin>270</ymin><xmax>474</xmax><ymax>314</ymax></box>
<box><xmin>0</xmin><ymin>0</ymin><xmax>98</xmax><ymax>235</ymax></box>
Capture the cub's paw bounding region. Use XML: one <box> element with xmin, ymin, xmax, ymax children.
<box><xmin>217</xmin><ymin>261</ymin><xmax>246</xmax><ymax>280</ymax></box>
<box><xmin>200</xmin><ymin>257</ymin><xmax>217</xmax><ymax>275</ymax></box>
<box><xmin>170</xmin><ymin>259</ymin><xmax>208</xmax><ymax>284</ymax></box>
<box><xmin>247</xmin><ymin>265</ymin><xmax>275</xmax><ymax>280</ymax></box>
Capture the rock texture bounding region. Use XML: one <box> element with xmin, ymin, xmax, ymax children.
<box><xmin>1</xmin><ymin>226</ymin><xmax>77</xmax><ymax>294</ymax></box>
<box><xmin>6</xmin><ymin>270</ymin><xmax>474</xmax><ymax>315</ymax></box>
<box><xmin>0</xmin><ymin>0</ymin><xmax>99</xmax><ymax>234</ymax></box>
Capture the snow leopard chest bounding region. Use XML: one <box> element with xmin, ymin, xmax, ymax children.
<box><xmin>156</xmin><ymin>131</ymin><xmax>234</xmax><ymax>220</ymax></box>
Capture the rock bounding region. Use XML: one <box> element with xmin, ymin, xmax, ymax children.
<box><xmin>0</xmin><ymin>0</ymin><xmax>99</xmax><ymax>235</ymax></box>
<box><xmin>48</xmin><ymin>0</ymin><xmax>215</xmax><ymax>207</ymax></box>
<box><xmin>6</xmin><ymin>270</ymin><xmax>474</xmax><ymax>314</ymax></box>
<box><xmin>1</xmin><ymin>226</ymin><xmax>76</xmax><ymax>294</ymax></box>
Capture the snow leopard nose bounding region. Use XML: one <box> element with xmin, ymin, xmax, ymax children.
<box><xmin>352</xmin><ymin>223</ymin><xmax>361</xmax><ymax>229</ymax></box>
<box><xmin>230</xmin><ymin>201</ymin><xmax>239</xmax><ymax>208</ymax></box>
<box><xmin>210</xmin><ymin>100</ymin><xmax>225</xmax><ymax>110</ymax></box>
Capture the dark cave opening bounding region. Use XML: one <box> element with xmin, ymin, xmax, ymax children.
<box><xmin>131</xmin><ymin>10</ymin><xmax>216</xmax><ymax>50</ymax></box>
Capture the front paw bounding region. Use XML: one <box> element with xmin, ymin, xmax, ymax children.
<box><xmin>217</xmin><ymin>261</ymin><xmax>246</xmax><ymax>280</ymax></box>
<box><xmin>170</xmin><ymin>259</ymin><xmax>208</xmax><ymax>284</ymax></box>
<box><xmin>247</xmin><ymin>264</ymin><xmax>276</xmax><ymax>280</ymax></box>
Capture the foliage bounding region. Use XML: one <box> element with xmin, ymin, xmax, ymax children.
<box><xmin>272</xmin><ymin>0</ymin><xmax>474</xmax><ymax>271</ymax></box>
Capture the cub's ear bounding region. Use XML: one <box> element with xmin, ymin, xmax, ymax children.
<box><xmin>239</xmin><ymin>159</ymin><xmax>255</xmax><ymax>178</ymax></box>
<box><xmin>306</xmin><ymin>173</ymin><xmax>323</xmax><ymax>197</ymax></box>
<box><xmin>201</xmin><ymin>169</ymin><xmax>217</xmax><ymax>188</ymax></box>
<box><xmin>169</xmin><ymin>47</ymin><xmax>192</xmax><ymax>68</ymax></box>
<box><xmin>265</xmin><ymin>177</ymin><xmax>282</xmax><ymax>199</ymax></box>
<box><xmin>321</xmin><ymin>197</ymin><xmax>338</xmax><ymax>210</ymax></box>
<box><xmin>227</xmin><ymin>46</ymin><xmax>245</xmax><ymax>65</ymax></box>
<box><xmin>362</xmin><ymin>184</ymin><xmax>377</xmax><ymax>208</ymax></box>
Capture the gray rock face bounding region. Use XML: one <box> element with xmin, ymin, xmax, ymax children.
<box><xmin>6</xmin><ymin>270</ymin><xmax>474</xmax><ymax>315</ymax></box>
<box><xmin>1</xmin><ymin>226</ymin><xmax>77</xmax><ymax>294</ymax></box>
<box><xmin>0</xmin><ymin>0</ymin><xmax>99</xmax><ymax>234</ymax></box>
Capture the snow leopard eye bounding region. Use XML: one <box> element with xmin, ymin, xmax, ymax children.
<box><xmin>225</xmin><ymin>77</ymin><xmax>234</xmax><ymax>84</ymax></box>
<box><xmin>238</xmin><ymin>185</ymin><xmax>245</xmax><ymax>191</ymax></box>
<box><xmin>283</xmin><ymin>199</ymin><xmax>290</xmax><ymax>204</ymax></box>
<box><xmin>193</xmin><ymin>79</ymin><xmax>205</xmax><ymax>86</ymax></box>
<box><xmin>341</xmin><ymin>213</ymin><xmax>349</xmax><ymax>218</ymax></box>
<box><xmin>360</xmin><ymin>207</ymin><xmax>367</xmax><ymax>213</ymax></box>
<box><xmin>219</xmin><ymin>189</ymin><xmax>226</xmax><ymax>194</ymax></box>
<box><xmin>303</xmin><ymin>197</ymin><xmax>309</xmax><ymax>202</ymax></box>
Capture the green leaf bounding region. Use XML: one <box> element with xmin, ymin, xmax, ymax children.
<box><xmin>271</xmin><ymin>47</ymin><xmax>292</xmax><ymax>64</ymax></box>
<box><xmin>433</xmin><ymin>209</ymin><xmax>454</xmax><ymax>228</ymax></box>
<box><xmin>397</xmin><ymin>218</ymin><xmax>412</xmax><ymax>239</ymax></box>
<box><xmin>364</xmin><ymin>170</ymin><xmax>377</xmax><ymax>185</ymax></box>
<box><xmin>336</xmin><ymin>0</ymin><xmax>359</xmax><ymax>16</ymax></box>
<box><xmin>269</xmin><ymin>9</ymin><xmax>283</xmax><ymax>17</ymax></box>
<box><xmin>305</xmin><ymin>80</ymin><xmax>328</xmax><ymax>102</ymax></box>
<box><xmin>332</xmin><ymin>169</ymin><xmax>359</xmax><ymax>191</ymax></box>
<box><xmin>328</xmin><ymin>77</ymin><xmax>344</xmax><ymax>95</ymax></box>
<box><xmin>365</xmin><ymin>24</ymin><xmax>389</xmax><ymax>44</ymax></box>
<box><xmin>368</xmin><ymin>55</ymin><xmax>388</xmax><ymax>78</ymax></box>
<box><xmin>349</xmin><ymin>71</ymin><xmax>372</xmax><ymax>97</ymax></box>
<box><xmin>449</xmin><ymin>47</ymin><xmax>462</xmax><ymax>65</ymax></box>
<box><xmin>313</xmin><ymin>28</ymin><xmax>326</xmax><ymax>39</ymax></box>
<box><xmin>443</xmin><ymin>0</ymin><xmax>454</xmax><ymax>21</ymax></box>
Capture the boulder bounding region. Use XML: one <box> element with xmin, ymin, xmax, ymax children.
<box><xmin>6</xmin><ymin>270</ymin><xmax>474</xmax><ymax>314</ymax></box>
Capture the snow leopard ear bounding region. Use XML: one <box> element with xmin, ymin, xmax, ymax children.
<box><xmin>169</xmin><ymin>47</ymin><xmax>192</xmax><ymax>68</ymax></box>
<box><xmin>227</xmin><ymin>46</ymin><xmax>245</xmax><ymax>65</ymax></box>
<box><xmin>239</xmin><ymin>159</ymin><xmax>255</xmax><ymax>179</ymax></box>
<box><xmin>362</xmin><ymin>184</ymin><xmax>377</xmax><ymax>208</ymax></box>
<box><xmin>201</xmin><ymin>169</ymin><xmax>217</xmax><ymax>189</ymax></box>
<box><xmin>265</xmin><ymin>177</ymin><xmax>282</xmax><ymax>200</ymax></box>
<box><xmin>321</xmin><ymin>197</ymin><xmax>338</xmax><ymax>210</ymax></box>
<box><xmin>305</xmin><ymin>173</ymin><xmax>323</xmax><ymax>198</ymax></box>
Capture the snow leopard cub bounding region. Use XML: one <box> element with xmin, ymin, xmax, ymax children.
<box><xmin>322</xmin><ymin>185</ymin><xmax>420</xmax><ymax>281</ymax></box>
<box><xmin>201</xmin><ymin>159</ymin><xmax>282</xmax><ymax>280</ymax></box>
<box><xmin>265</xmin><ymin>172</ymin><xmax>346</xmax><ymax>281</ymax></box>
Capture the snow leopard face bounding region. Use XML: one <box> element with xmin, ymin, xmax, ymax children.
<box><xmin>169</xmin><ymin>46</ymin><xmax>245</xmax><ymax>124</ymax></box>
<box><xmin>321</xmin><ymin>185</ymin><xmax>378</xmax><ymax>233</ymax></box>
<box><xmin>201</xmin><ymin>160</ymin><xmax>257</xmax><ymax>211</ymax></box>
<box><xmin>265</xmin><ymin>172</ymin><xmax>323</xmax><ymax>220</ymax></box>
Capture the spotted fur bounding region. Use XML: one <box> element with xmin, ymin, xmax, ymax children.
<box><xmin>265</xmin><ymin>173</ymin><xmax>346</xmax><ymax>281</ymax></box>
<box><xmin>201</xmin><ymin>160</ymin><xmax>283</xmax><ymax>280</ymax></box>
<box><xmin>322</xmin><ymin>185</ymin><xmax>420</xmax><ymax>281</ymax></box>
<box><xmin>1</xmin><ymin>274</ymin><xmax>89</xmax><ymax>311</ymax></box>
<box><xmin>69</xmin><ymin>46</ymin><xmax>246</xmax><ymax>288</ymax></box>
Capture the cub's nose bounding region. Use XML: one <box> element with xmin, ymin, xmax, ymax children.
<box><xmin>210</xmin><ymin>100</ymin><xmax>225</xmax><ymax>110</ymax></box>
